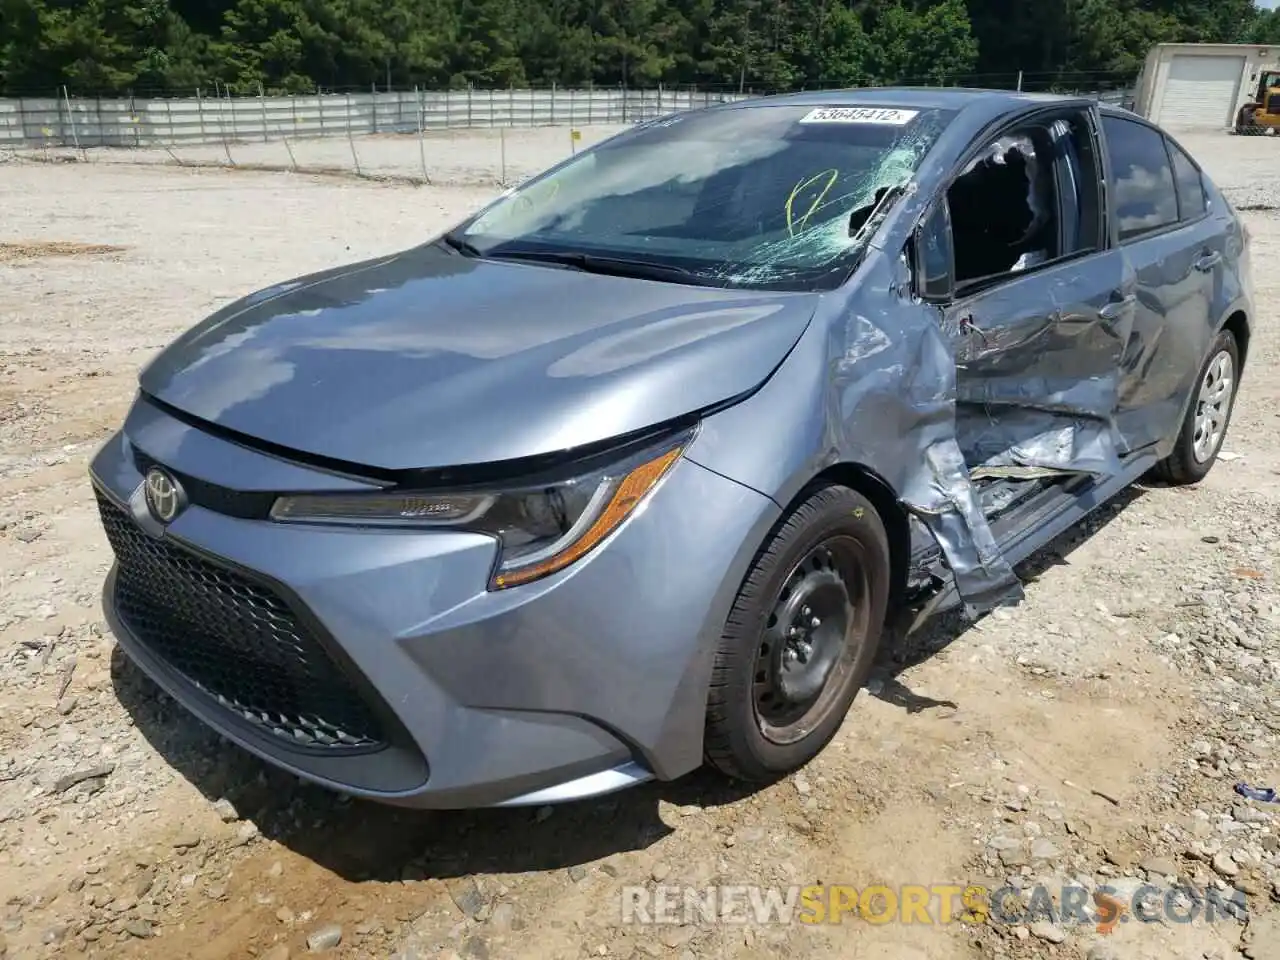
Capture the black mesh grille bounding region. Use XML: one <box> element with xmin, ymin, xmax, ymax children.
<box><xmin>96</xmin><ymin>491</ymin><xmax>385</xmax><ymax>751</ymax></box>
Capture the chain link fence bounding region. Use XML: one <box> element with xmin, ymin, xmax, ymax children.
<box><xmin>0</xmin><ymin>83</ymin><xmax>1136</xmax><ymax>188</ymax></box>
<box><xmin>0</xmin><ymin>87</ymin><xmax>748</xmax><ymax>187</ymax></box>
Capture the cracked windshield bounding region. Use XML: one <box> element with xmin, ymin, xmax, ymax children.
<box><xmin>458</xmin><ymin>104</ymin><xmax>956</xmax><ymax>289</ymax></box>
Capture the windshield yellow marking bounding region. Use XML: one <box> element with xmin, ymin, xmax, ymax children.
<box><xmin>480</xmin><ymin>181</ymin><xmax>563</xmax><ymax>229</ymax></box>
<box><xmin>786</xmin><ymin>170</ymin><xmax>839</xmax><ymax>237</ymax></box>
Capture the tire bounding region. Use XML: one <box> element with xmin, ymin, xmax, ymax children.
<box><xmin>704</xmin><ymin>485</ymin><xmax>891</xmax><ymax>782</ymax></box>
<box><xmin>1152</xmin><ymin>329</ymin><xmax>1240</xmax><ymax>486</ymax></box>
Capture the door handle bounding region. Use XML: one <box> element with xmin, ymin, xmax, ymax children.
<box><xmin>1195</xmin><ymin>251</ymin><xmax>1222</xmax><ymax>272</ymax></box>
<box><xmin>1098</xmin><ymin>295</ymin><xmax>1136</xmax><ymax>322</ymax></box>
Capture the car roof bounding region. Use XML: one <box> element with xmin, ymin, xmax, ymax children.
<box><xmin>717</xmin><ymin>87</ymin><xmax>1085</xmax><ymax>113</ymax></box>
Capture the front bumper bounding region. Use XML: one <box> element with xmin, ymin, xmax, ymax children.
<box><xmin>91</xmin><ymin>399</ymin><xmax>779</xmax><ymax>808</ymax></box>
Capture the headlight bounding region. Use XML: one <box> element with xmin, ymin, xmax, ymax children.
<box><xmin>270</xmin><ymin>428</ymin><xmax>693</xmax><ymax>589</ymax></box>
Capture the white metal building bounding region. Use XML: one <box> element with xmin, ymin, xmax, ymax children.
<box><xmin>1134</xmin><ymin>43</ymin><xmax>1280</xmax><ymax>130</ymax></box>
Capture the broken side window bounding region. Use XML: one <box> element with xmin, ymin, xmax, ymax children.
<box><xmin>946</xmin><ymin>127</ymin><xmax>1060</xmax><ymax>290</ymax></box>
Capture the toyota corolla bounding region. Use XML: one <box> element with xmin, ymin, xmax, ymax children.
<box><xmin>90</xmin><ymin>88</ymin><xmax>1250</xmax><ymax>808</ymax></box>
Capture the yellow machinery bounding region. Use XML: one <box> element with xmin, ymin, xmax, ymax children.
<box><xmin>1234</xmin><ymin>70</ymin><xmax>1280</xmax><ymax>134</ymax></box>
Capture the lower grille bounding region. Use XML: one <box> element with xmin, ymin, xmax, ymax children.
<box><xmin>96</xmin><ymin>491</ymin><xmax>385</xmax><ymax>751</ymax></box>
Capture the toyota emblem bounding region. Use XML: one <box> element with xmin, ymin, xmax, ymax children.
<box><xmin>143</xmin><ymin>467</ymin><xmax>186</xmax><ymax>524</ymax></box>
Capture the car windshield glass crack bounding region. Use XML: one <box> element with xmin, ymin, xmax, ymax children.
<box><xmin>457</xmin><ymin>104</ymin><xmax>957</xmax><ymax>291</ymax></box>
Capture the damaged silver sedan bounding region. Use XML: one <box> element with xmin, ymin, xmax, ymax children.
<box><xmin>92</xmin><ymin>88</ymin><xmax>1251</xmax><ymax>806</ymax></box>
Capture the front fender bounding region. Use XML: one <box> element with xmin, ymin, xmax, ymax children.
<box><xmin>686</xmin><ymin>247</ymin><xmax>1023</xmax><ymax>616</ymax></box>
<box><xmin>685</xmin><ymin>293</ymin><xmax>835</xmax><ymax>510</ymax></box>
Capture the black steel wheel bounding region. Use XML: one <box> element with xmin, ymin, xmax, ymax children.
<box><xmin>752</xmin><ymin>537</ymin><xmax>868</xmax><ymax>745</ymax></box>
<box><xmin>705</xmin><ymin>485</ymin><xmax>890</xmax><ymax>782</ymax></box>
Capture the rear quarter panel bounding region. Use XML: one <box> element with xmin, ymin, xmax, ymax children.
<box><xmin>1206</xmin><ymin>177</ymin><xmax>1255</xmax><ymax>368</ymax></box>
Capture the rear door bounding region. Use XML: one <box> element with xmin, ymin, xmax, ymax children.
<box><xmin>1100</xmin><ymin>113</ymin><xmax>1220</xmax><ymax>452</ymax></box>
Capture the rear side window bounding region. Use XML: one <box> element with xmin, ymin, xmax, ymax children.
<box><xmin>1167</xmin><ymin>140</ymin><xmax>1207</xmax><ymax>221</ymax></box>
<box><xmin>1101</xmin><ymin>115</ymin><xmax>1178</xmax><ymax>241</ymax></box>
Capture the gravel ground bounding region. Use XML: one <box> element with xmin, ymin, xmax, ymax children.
<box><xmin>2</xmin><ymin>129</ymin><xmax>1280</xmax><ymax>960</ymax></box>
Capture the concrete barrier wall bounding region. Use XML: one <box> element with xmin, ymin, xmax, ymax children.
<box><xmin>0</xmin><ymin>88</ymin><xmax>748</xmax><ymax>148</ymax></box>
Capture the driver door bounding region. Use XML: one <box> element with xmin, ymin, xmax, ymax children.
<box><xmin>917</xmin><ymin>107</ymin><xmax>1132</xmax><ymax>477</ymax></box>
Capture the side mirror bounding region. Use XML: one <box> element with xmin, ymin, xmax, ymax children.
<box><xmin>914</xmin><ymin>199</ymin><xmax>954</xmax><ymax>302</ymax></box>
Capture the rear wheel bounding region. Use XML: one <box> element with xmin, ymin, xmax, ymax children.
<box><xmin>704</xmin><ymin>485</ymin><xmax>890</xmax><ymax>782</ymax></box>
<box><xmin>1152</xmin><ymin>329</ymin><xmax>1240</xmax><ymax>485</ymax></box>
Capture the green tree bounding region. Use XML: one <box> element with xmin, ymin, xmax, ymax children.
<box><xmin>3</xmin><ymin>0</ymin><xmax>140</xmax><ymax>93</ymax></box>
<box><xmin>801</xmin><ymin>4</ymin><xmax>875</xmax><ymax>87</ymax></box>
<box><xmin>215</xmin><ymin>0</ymin><xmax>334</xmax><ymax>92</ymax></box>
<box><xmin>517</xmin><ymin>1</ymin><xmax>595</xmax><ymax>86</ymax></box>
<box><xmin>867</xmin><ymin>0</ymin><xmax>979</xmax><ymax>84</ymax></box>
<box><xmin>1245</xmin><ymin>8</ymin><xmax>1280</xmax><ymax>45</ymax></box>
<box><xmin>0</xmin><ymin>0</ymin><xmax>1257</xmax><ymax>97</ymax></box>
<box><xmin>451</xmin><ymin>0</ymin><xmax>526</xmax><ymax>86</ymax></box>
<box><xmin>698</xmin><ymin>0</ymin><xmax>801</xmax><ymax>91</ymax></box>
<box><xmin>1065</xmin><ymin>0</ymin><xmax>1181</xmax><ymax>76</ymax></box>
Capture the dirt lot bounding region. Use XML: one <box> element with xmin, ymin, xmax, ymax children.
<box><xmin>20</xmin><ymin>124</ymin><xmax>630</xmax><ymax>187</ymax></box>
<box><xmin>2</xmin><ymin>130</ymin><xmax>1280</xmax><ymax>960</ymax></box>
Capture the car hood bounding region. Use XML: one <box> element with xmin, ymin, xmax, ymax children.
<box><xmin>139</xmin><ymin>243</ymin><xmax>819</xmax><ymax>472</ymax></box>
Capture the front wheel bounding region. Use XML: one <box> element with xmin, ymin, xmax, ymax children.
<box><xmin>1152</xmin><ymin>329</ymin><xmax>1240</xmax><ymax>485</ymax></box>
<box><xmin>704</xmin><ymin>485</ymin><xmax>891</xmax><ymax>782</ymax></box>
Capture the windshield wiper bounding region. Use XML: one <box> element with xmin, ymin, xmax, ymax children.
<box><xmin>437</xmin><ymin>237</ymin><xmax>709</xmax><ymax>284</ymax></box>
<box><xmin>439</xmin><ymin>232</ymin><xmax>484</xmax><ymax>257</ymax></box>
<box><xmin>483</xmin><ymin>249</ymin><xmax>711</xmax><ymax>285</ymax></box>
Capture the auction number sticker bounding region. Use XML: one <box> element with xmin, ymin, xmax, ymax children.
<box><xmin>798</xmin><ymin>107</ymin><xmax>919</xmax><ymax>125</ymax></box>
